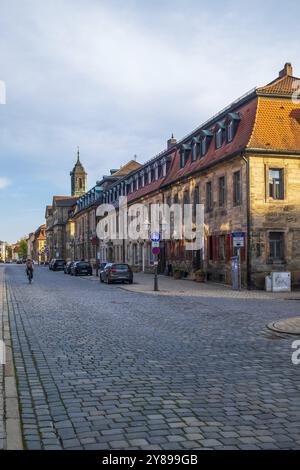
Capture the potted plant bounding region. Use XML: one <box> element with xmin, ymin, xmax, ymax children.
<box><xmin>173</xmin><ymin>267</ymin><xmax>182</xmax><ymax>279</ymax></box>
<box><xmin>194</xmin><ymin>269</ymin><xmax>206</xmax><ymax>283</ymax></box>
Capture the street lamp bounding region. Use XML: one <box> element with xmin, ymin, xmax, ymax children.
<box><xmin>143</xmin><ymin>219</ymin><xmax>159</xmax><ymax>291</ymax></box>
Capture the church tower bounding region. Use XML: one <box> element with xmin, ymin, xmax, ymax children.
<box><xmin>70</xmin><ymin>148</ymin><xmax>87</xmax><ymax>197</ymax></box>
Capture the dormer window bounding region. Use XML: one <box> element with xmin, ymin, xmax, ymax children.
<box><xmin>192</xmin><ymin>137</ymin><xmax>201</xmax><ymax>161</ymax></box>
<box><xmin>226</xmin><ymin>112</ymin><xmax>240</xmax><ymax>143</ymax></box>
<box><xmin>200</xmin><ymin>130</ymin><xmax>213</xmax><ymax>157</ymax></box>
<box><xmin>140</xmin><ymin>171</ymin><xmax>145</xmax><ymax>187</ymax></box>
<box><xmin>154</xmin><ymin>162</ymin><xmax>159</xmax><ymax>180</ymax></box>
<box><xmin>180</xmin><ymin>144</ymin><xmax>191</xmax><ymax>168</ymax></box>
<box><xmin>227</xmin><ymin>120</ymin><xmax>234</xmax><ymax>142</ymax></box>
<box><xmin>215</xmin><ymin>127</ymin><xmax>223</xmax><ymax>149</ymax></box>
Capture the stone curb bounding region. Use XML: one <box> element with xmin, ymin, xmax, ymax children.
<box><xmin>2</xmin><ymin>270</ymin><xmax>23</xmax><ymax>450</ymax></box>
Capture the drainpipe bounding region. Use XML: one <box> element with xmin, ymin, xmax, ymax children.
<box><xmin>241</xmin><ymin>152</ymin><xmax>251</xmax><ymax>290</ymax></box>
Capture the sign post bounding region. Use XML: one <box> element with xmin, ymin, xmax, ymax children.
<box><xmin>151</xmin><ymin>232</ymin><xmax>160</xmax><ymax>291</ymax></box>
<box><xmin>232</xmin><ymin>232</ymin><xmax>245</xmax><ymax>291</ymax></box>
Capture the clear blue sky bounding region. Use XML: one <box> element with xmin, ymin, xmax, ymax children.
<box><xmin>0</xmin><ymin>0</ymin><xmax>300</xmax><ymax>243</ymax></box>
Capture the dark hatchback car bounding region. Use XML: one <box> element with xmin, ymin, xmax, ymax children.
<box><xmin>71</xmin><ymin>261</ymin><xmax>93</xmax><ymax>276</ymax></box>
<box><xmin>100</xmin><ymin>263</ymin><xmax>133</xmax><ymax>284</ymax></box>
<box><xmin>51</xmin><ymin>259</ymin><xmax>66</xmax><ymax>271</ymax></box>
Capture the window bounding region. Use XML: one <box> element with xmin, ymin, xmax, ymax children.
<box><xmin>180</xmin><ymin>145</ymin><xmax>191</xmax><ymax>168</ymax></box>
<box><xmin>227</xmin><ymin>120</ymin><xmax>234</xmax><ymax>142</ymax></box>
<box><xmin>215</xmin><ymin>128</ymin><xmax>223</xmax><ymax>149</ymax></box>
<box><xmin>201</xmin><ymin>137</ymin><xmax>207</xmax><ymax>156</ymax></box>
<box><xmin>208</xmin><ymin>236</ymin><xmax>213</xmax><ymax>260</ymax></box>
<box><xmin>269</xmin><ymin>232</ymin><xmax>284</xmax><ymax>260</ymax></box>
<box><xmin>269</xmin><ymin>169</ymin><xmax>284</xmax><ymax>200</ymax></box>
<box><xmin>206</xmin><ymin>182</ymin><xmax>213</xmax><ymax>212</ymax></box>
<box><xmin>218</xmin><ymin>176</ymin><xmax>226</xmax><ymax>207</ymax></box>
<box><xmin>192</xmin><ymin>141</ymin><xmax>200</xmax><ymax>161</ymax></box>
<box><xmin>233</xmin><ymin>171</ymin><xmax>242</xmax><ymax>206</ymax></box>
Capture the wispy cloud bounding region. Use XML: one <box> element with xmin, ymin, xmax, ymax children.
<box><xmin>0</xmin><ymin>0</ymin><xmax>300</xmax><ymax>242</ymax></box>
<box><xmin>0</xmin><ymin>177</ymin><xmax>11</xmax><ymax>190</ymax></box>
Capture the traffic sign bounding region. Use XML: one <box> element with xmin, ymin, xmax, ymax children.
<box><xmin>152</xmin><ymin>247</ymin><xmax>160</xmax><ymax>255</ymax></box>
<box><xmin>151</xmin><ymin>232</ymin><xmax>160</xmax><ymax>242</ymax></box>
<box><xmin>232</xmin><ymin>232</ymin><xmax>245</xmax><ymax>248</ymax></box>
<box><xmin>151</xmin><ymin>241</ymin><xmax>160</xmax><ymax>248</ymax></box>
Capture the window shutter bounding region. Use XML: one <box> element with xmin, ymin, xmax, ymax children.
<box><xmin>225</xmin><ymin>234</ymin><xmax>232</xmax><ymax>261</ymax></box>
<box><xmin>241</xmin><ymin>244</ymin><xmax>246</xmax><ymax>262</ymax></box>
<box><xmin>213</xmin><ymin>236</ymin><xmax>218</xmax><ymax>261</ymax></box>
<box><xmin>207</xmin><ymin>237</ymin><xmax>211</xmax><ymax>260</ymax></box>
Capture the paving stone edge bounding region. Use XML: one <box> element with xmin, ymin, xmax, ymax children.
<box><xmin>2</xmin><ymin>271</ymin><xmax>23</xmax><ymax>450</ymax></box>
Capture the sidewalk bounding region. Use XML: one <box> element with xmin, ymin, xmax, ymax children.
<box><xmin>0</xmin><ymin>267</ymin><xmax>23</xmax><ymax>450</ymax></box>
<box><xmin>0</xmin><ymin>270</ymin><xmax>4</xmax><ymax>449</ymax></box>
<box><xmin>120</xmin><ymin>272</ymin><xmax>300</xmax><ymax>300</ymax></box>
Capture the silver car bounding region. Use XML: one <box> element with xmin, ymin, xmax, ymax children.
<box><xmin>100</xmin><ymin>263</ymin><xmax>133</xmax><ymax>284</ymax></box>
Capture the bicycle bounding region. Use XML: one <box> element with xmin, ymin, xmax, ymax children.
<box><xmin>26</xmin><ymin>269</ymin><xmax>33</xmax><ymax>284</ymax></box>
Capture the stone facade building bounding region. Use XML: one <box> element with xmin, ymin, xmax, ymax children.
<box><xmin>44</xmin><ymin>64</ymin><xmax>300</xmax><ymax>289</ymax></box>
<box><xmin>31</xmin><ymin>225</ymin><xmax>47</xmax><ymax>264</ymax></box>
<box><xmin>97</xmin><ymin>63</ymin><xmax>300</xmax><ymax>288</ymax></box>
<box><xmin>45</xmin><ymin>152</ymin><xmax>86</xmax><ymax>260</ymax></box>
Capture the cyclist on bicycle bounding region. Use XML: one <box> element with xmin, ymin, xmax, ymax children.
<box><xmin>26</xmin><ymin>259</ymin><xmax>34</xmax><ymax>282</ymax></box>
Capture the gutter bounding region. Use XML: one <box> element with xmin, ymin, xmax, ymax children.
<box><xmin>241</xmin><ymin>152</ymin><xmax>251</xmax><ymax>290</ymax></box>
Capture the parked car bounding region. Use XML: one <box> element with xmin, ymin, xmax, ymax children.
<box><xmin>98</xmin><ymin>262</ymin><xmax>107</xmax><ymax>279</ymax></box>
<box><xmin>51</xmin><ymin>259</ymin><xmax>66</xmax><ymax>271</ymax></box>
<box><xmin>71</xmin><ymin>261</ymin><xmax>93</xmax><ymax>276</ymax></box>
<box><xmin>64</xmin><ymin>260</ymin><xmax>75</xmax><ymax>274</ymax></box>
<box><xmin>100</xmin><ymin>263</ymin><xmax>133</xmax><ymax>284</ymax></box>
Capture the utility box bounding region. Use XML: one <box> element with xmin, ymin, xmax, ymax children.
<box><xmin>271</xmin><ymin>272</ymin><xmax>291</xmax><ymax>292</ymax></box>
<box><xmin>265</xmin><ymin>275</ymin><xmax>272</xmax><ymax>292</ymax></box>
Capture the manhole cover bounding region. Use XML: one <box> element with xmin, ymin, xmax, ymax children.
<box><xmin>267</xmin><ymin>316</ymin><xmax>300</xmax><ymax>335</ymax></box>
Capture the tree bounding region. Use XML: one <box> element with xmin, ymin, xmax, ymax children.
<box><xmin>18</xmin><ymin>239</ymin><xmax>27</xmax><ymax>260</ymax></box>
<box><xmin>6</xmin><ymin>245</ymin><xmax>12</xmax><ymax>260</ymax></box>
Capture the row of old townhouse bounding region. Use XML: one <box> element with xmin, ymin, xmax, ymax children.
<box><xmin>44</xmin><ymin>63</ymin><xmax>300</xmax><ymax>289</ymax></box>
<box><xmin>27</xmin><ymin>225</ymin><xmax>47</xmax><ymax>263</ymax></box>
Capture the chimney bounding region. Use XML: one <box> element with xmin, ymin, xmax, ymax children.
<box><xmin>279</xmin><ymin>62</ymin><xmax>293</xmax><ymax>78</ymax></box>
<box><xmin>167</xmin><ymin>134</ymin><xmax>177</xmax><ymax>150</ymax></box>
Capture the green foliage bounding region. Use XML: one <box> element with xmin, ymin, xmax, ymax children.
<box><xmin>18</xmin><ymin>239</ymin><xmax>27</xmax><ymax>259</ymax></box>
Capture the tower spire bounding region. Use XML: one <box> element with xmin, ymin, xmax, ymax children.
<box><xmin>77</xmin><ymin>146</ymin><xmax>80</xmax><ymax>163</ymax></box>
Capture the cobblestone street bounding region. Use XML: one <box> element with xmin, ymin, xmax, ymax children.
<box><xmin>1</xmin><ymin>264</ymin><xmax>300</xmax><ymax>450</ymax></box>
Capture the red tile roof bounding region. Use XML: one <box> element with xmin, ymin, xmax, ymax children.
<box><xmin>162</xmin><ymin>98</ymin><xmax>258</xmax><ymax>187</ymax></box>
<box><xmin>256</xmin><ymin>74</ymin><xmax>300</xmax><ymax>97</ymax></box>
<box><xmin>247</xmin><ymin>97</ymin><xmax>300</xmax><ymax>152</ymax></box>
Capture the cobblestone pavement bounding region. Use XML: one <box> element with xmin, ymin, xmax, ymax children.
<box><xmin>0</xmin><ymin>269</ymin><xmax>5</xmax><ymax>449</ymax></box>
<box><xmin>2</xmin><ymin>265</ymin><xmax>300</xmax><ymax>450</ymax></box>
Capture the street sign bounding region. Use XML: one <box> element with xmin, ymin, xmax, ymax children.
<box><xmin>151</xmin><ymin>241</ymin><xmax>160</xmax><ymax>248</ymax></box>
<box><xmin>232</xmin><ymin>232</ymin><xmax>245</xmax><ymax>248</ymax></box>
<box><xmin>152</xmin><ymin>247</ymin><xmax>160</xmax><ymax>255</ymax></box>
<box><xmin>151</xmin><ymin>232</ymin><xmax>160</xmax><ymax>242</ymax></box>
